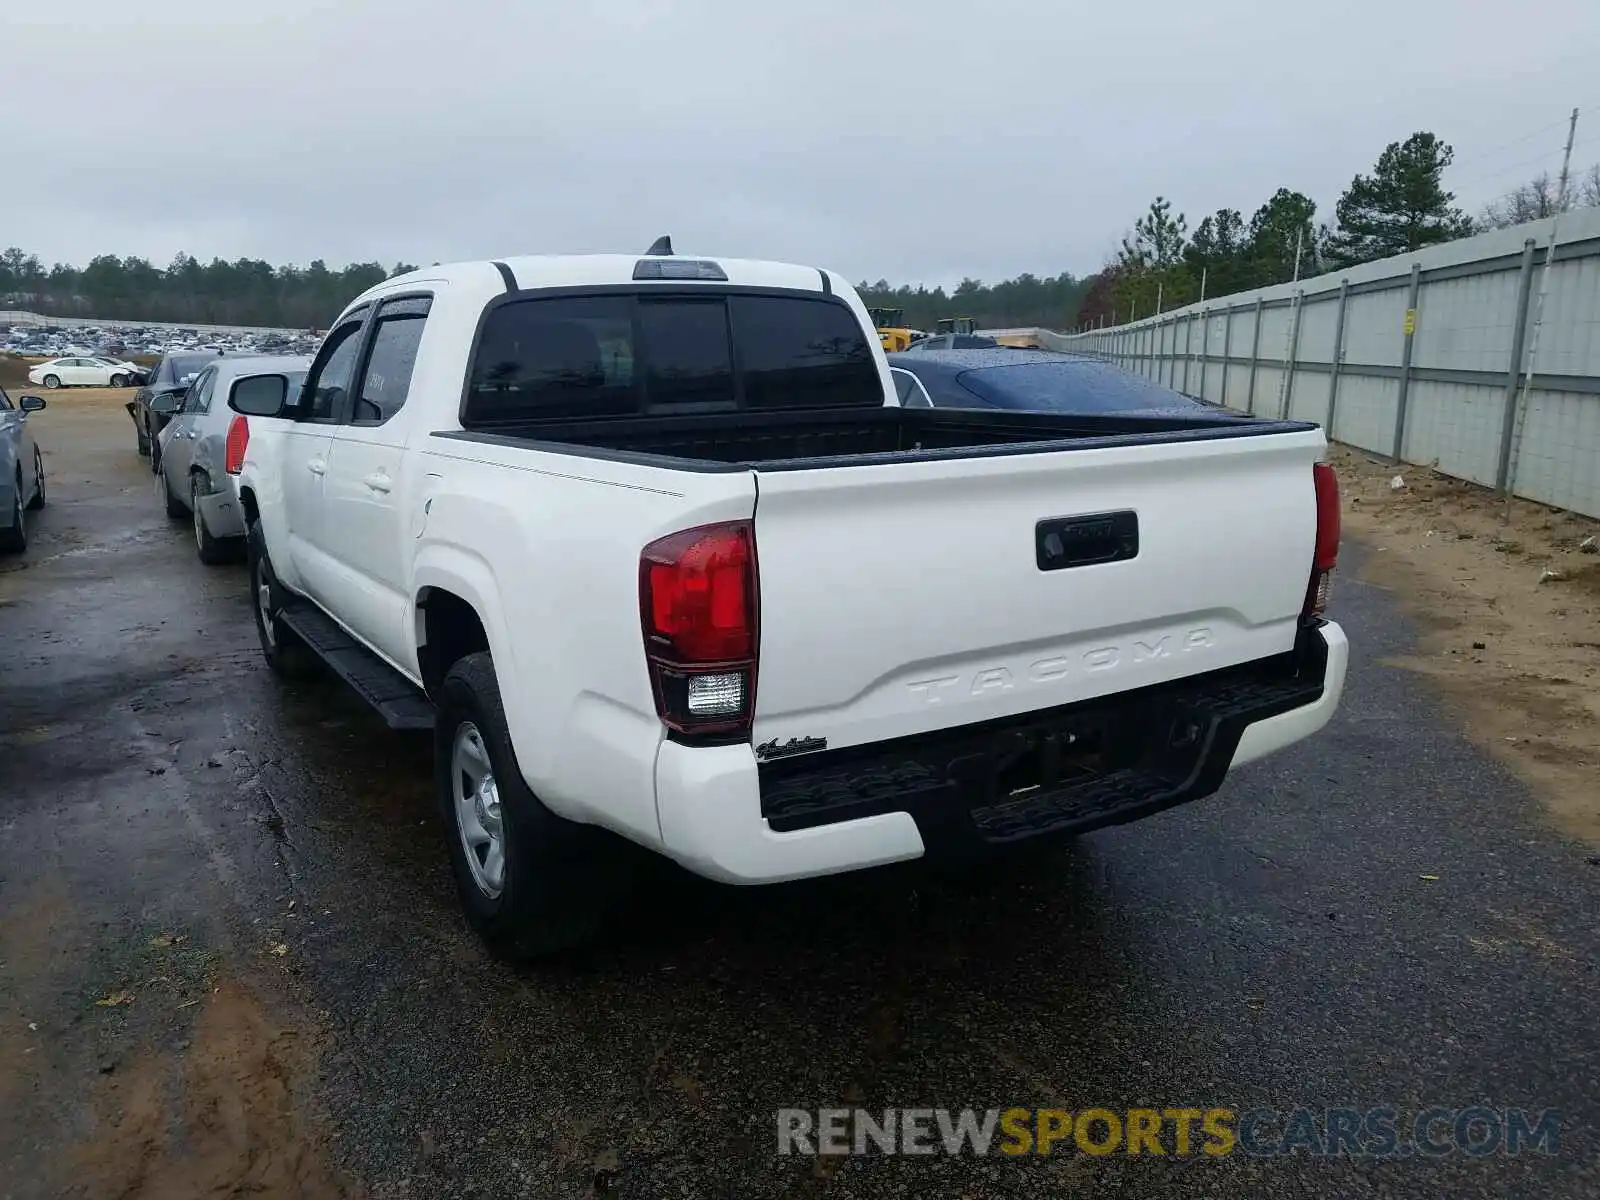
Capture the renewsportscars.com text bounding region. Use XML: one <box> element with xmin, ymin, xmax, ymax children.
<box><xmin>776</xmin><ymin>1106</ymin><xmax>1561</xmax><ymax>1159</ymax></box>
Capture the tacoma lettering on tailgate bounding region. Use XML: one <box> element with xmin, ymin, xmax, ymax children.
<box><xmin>906</xmin><ymin>628</ymin><xmax>1216</xmax><ymax>705</ymax></box>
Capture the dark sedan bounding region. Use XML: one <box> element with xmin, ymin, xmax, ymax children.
<box><xmin>126</xmin><ymin>350</ymin><xmax>221</xmax><ymax>460</ymax></box>
<box><xmin>887</xmin><ymin>347</ymin><xmax>1218</xmax><ymax>415</ymax></box>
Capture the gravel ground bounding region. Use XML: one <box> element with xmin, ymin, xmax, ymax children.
<box><xmin>1</xmin><ymin>394</ymin><xmax>1596</xmax><ymax>1198</ymax></box>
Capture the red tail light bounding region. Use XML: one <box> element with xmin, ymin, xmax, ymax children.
<box><xmin>224</xmin><ymin>415</ymin><xmax>249</xmax><ymax>475</ymax></box>
<box><xmin>640</xmin><ymin>521</ymin><xmax>759</xmax><ymax>739</ymax></box>
<box><xmin>1304</xmin><ymin>462</ymin><xmax>1341</xmax><ymax>619</ymax></box>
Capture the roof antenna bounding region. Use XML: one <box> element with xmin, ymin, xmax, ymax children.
<box><xmin>645</xmin><ymin>235</ymin><xmax>673</xmax><ymax>256</ymax></box>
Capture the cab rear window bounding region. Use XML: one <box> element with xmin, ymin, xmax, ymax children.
<box><xmin>463</xmin><ymin>292</ymin><xmax>880</xmax><ymax>425</ymax></box>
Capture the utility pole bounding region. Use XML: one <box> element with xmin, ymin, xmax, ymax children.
<box><xmin>1504</xmin><ymin>106</ymin><xmax>1579</xmax><ymax>519</ymax></box>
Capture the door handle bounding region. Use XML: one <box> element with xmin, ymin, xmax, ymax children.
<box><xmin>363</xmin><ymin>472</ymin><xmax>392</xmax><ymax>494</ymax></box>
<box><xmin>307</xmin><ymin>459</ymin><xmax>326</xmax><ymax>476</ymax></box>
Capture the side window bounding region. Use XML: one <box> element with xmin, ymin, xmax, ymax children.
<box><xmin>352</xmin><ymin>296</ymin><xmax>430</xmax><ymax>425</ymax></box>
<box><xmin>0</xmin><ymin>388</ymin><xmax>11</xmax><ymax>410</ymax></box>
<box><xmin>303</xmin><ymin>311</ymin><xmax>369</xmax><ymax>422</ymax></box>
<box><xmin>890</xmin><ymin>368</ymin><xmax>931</xmax><ymax>408</ymax></box>
<box><xmin>188</xmin><ymin>369</ymin><xmax>216</xmax><ymax>413</ymax></box>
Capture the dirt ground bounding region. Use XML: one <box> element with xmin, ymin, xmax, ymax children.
<box><xmin>1330</xmin><ymin>444</ymin><xmax>1600</xmax><ymax>844</ymax></box>
<box><xmin>1</xmin><ymin>386</ymin><xmax>355</xmax><ymax>1199</ymax></box>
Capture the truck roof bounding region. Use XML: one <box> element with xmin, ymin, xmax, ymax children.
<box><xmin>363</xmin><ymin>253</ymin><xmax>837</xmax><ymax>308</ymax></box>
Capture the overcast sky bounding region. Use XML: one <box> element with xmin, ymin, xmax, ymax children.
<box><xmin>8</xmin><ymin>1</ymin><xmax>1599</xmax><ymax>287</ymax></box>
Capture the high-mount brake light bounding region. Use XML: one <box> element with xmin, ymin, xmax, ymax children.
<box><xmin>639</xmin><ymin>521</ymin><xmax>759</xmax><ymax>738</ymax></box>
<box><xmin>632</xmin><ymin>258</ymin><xmax>728</xmax><ymax>281</ymax></box>
<box><xmin>224</xmin><ymin>414</ymin><xmax>249</xmax><ymax>475</ymax></box>
<box><xmin>1303</xmin><ymin>462</ymin><xmax>1341</xmax><ymax>619</ymax></box>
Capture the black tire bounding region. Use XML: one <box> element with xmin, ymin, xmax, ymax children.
<box><xmin>25</xmin><ymin>449</ymin><xmax>45</xmax><ymax>511</ymax></box>
<box><xmin>110</xmin><ymin>373</ymin><xmax>129</xmax><ymax>388</ymax></box>
<box><xmin>246</xmin><ymin>521</ymin><xmax>319</xmax><ymax>678</ymax></box>
<box><xmin>436</xmin><ymin>651</ymin><xmax>619</xmax><ymax>959</ymax></box>
<box><xmin>0</xmin><ymin>472</ymin><xmax>25</xmax><ymax>554</ymax></box>
<box><xmin>42</xmin><ymin>374</ymin><xmax>60</xmax><ymax>390</ymax></box>
<box><xmin>161</xmin><ymin>464</ymin><xmax>187</xmax><ymax>519</ymax></box>
<box><xmin>191</xmin><ymin>475</ymin><xmax>235</xmax><ymax>565</ymax></box>
<box><xmin>136</xmin><ymin>412</ymin><xmax>151</xmax><ymax>457</ymax></box>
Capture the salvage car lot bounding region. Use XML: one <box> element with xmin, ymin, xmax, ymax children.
<box><xmin>1</xmin><ymin>393</ymin><xmax>1598</xmax><ymax>1197</ymax></box>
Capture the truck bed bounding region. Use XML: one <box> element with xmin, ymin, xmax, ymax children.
<box><xmin>435</xmin><ymin>406</ymin><xmax>1314</xmax><ymax>471</ymax></box>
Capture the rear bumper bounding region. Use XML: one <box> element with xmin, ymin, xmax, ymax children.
<box><xmin>655</xmin><ymin>621</ymin><xmax>1347</xmax><ymax>884</ymax></box>
<box><xmin>196</xmin><ymin>479</ymin><xmax>246</xmax><ymax>538</ymax></box>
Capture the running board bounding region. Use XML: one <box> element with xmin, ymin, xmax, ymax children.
<box><xmin>279</xmin><ymin>605</ymin><xmax>435</xmax><ymax>731</ymax></box>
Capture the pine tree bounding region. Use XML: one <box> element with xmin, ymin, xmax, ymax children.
<box><xmin>1323</xmin><ymin>132</ymin><xmax>1473</xmax><ymax>267</ymax></box>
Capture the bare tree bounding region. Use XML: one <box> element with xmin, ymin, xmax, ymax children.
<box><xmin>1481</xmin><ymin>172</ymin><xmax>1566</xmax><ymax>229</ymax></box>
<box><xmin>1578</xmin><ymin>163</ymin><xmax>1600</xmax><ymax>209</ymax></box>
<box><xmin>1482</xmin><ymin>163</ymin><xmax>1600</xmax><ymax>229</ymax></box>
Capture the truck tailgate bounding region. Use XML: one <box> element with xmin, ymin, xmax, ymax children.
<box><xmin>749</xmin><ymin>429</ymin><xmax>1326</xmax><ymax>752</ymax></box>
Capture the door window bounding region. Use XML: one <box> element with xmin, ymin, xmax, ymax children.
<box><xmin>188</xmin><ymin>368</ymin><xmax>216</xmax><ymax>413</ymax></box>
<box><xmin>351</xmin><ymin>296</ymin><xmax>431</xmax><ymax>425</ymax></box>
<box><xmin>303</xmin><ymin>310</ymin><xmax>370</xmax><ymax>422</ymax></box>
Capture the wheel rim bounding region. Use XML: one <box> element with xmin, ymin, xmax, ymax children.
<box><xmin>43</xmin><ymin>376</ymin><xmax>58</xmax><ymax>389</ymax></box>
<box><xmin>451</xmin><ymin>721</ymin><xmax>506</xmax><ymax>899</ymax></box>
<box><xmin>191</xmin><ymin>480</ymin><xmax>204</xmax><ymax>546</ymax></box>
<box><xmin>253</xmin><ymin>555</ymin><xmax>277</xmax><ymax>650</ymax></box>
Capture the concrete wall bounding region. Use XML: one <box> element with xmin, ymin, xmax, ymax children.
<box><xmin>1048</xmin><ymin>208</ymin><xmax>1600</xmax><ymax>519</ymax></box>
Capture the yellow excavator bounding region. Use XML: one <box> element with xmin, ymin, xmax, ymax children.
<box><xmin>935</xmin><ymin>317</ymin><xmax>980</xmax><ymax>336</ymax></box>
<box><xmin>868</xmin><ymin>307</ymin><xmax>919</xmax><ymax>354</ymax></box>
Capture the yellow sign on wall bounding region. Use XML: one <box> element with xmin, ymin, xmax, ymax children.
<box><xmin>1403</xmin><ymin>308</ymin><xmax>1417</xmax><ymax>336</ymax></box>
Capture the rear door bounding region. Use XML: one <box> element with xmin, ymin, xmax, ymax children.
<box><xmin>162</xmin><ymin>365</ymin><xmax>213</xmax><ymax>480</ymax></box>
<box><xmin>318</xmin><ymin>295</ymin><xmax>431</xmax><ymax>669</ymax></box>
<box><xmin>282</xmin><ymin>309</ymin><xmax>369</xmax><ymax>605</ymax></box>
<box><xmin>750</xmin><ymin>429</ymin><xmax>1327</xmax><ymax>754</ymax></box>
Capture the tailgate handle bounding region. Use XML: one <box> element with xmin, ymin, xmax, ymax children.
<box><xmin>1036</xmin><ymin>510</ymin><xmax>1139</xmax><ymax>571</ymax></box>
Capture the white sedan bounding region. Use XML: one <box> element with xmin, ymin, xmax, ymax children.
<box><xmin>27</xmin><ymin>356</ymin><xmax>143</xmax><ymax>389</ymax></box>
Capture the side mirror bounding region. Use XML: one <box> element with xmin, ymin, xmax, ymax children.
<box><xmin>229</xmin><ymin>374</ymin><xmax>290</xmax><ymax>418</ymax></box>
<box><xmin>19</xmin><ymin>395</ymin><xmax>46</xmax><ymax>413</ymax></box>
<box><xmin>151</xmin><ymin>389</ymin><xmax>187</xmax><ymax>414</ymax></box>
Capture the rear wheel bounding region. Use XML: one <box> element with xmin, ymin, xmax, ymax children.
<box><xmin>0</xmin><ymin>473</ymin><xmax>25</xmax><ymax>554</ymax></box>
<box><xmin>436</xmin><ymin>651</ymin><xmax>619</xmax><ymax>959</ymax></box>
<box><xmin>42</xmin><ymin>375</ymin><xmax>60</xmax><ymax>390</ymax></box>
<box><xmin>160</xmin><ymin>464</ymin><xmax>186</xmax><ymax>519</ymax></box>
<box><xmin>191</xmin><ymin>475</ymin><xmax>234</xmax><ymax>565</ymax></box>
<box><xmin>25</xmin><ymin>449</ymin><xmax>44</xmax><ymax>511</ymax></box>
<box><xmin>110</xmin><ymin>373</ymin><xmax>129</xmax><ymax>388</ymax></box>
<box><xmin>246</xmin><ymin>521</ymin><xmax>319</xmax><ymax>677</ymax></box>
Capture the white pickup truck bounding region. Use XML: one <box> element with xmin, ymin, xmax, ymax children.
<box><xmin>227</xmin><ymin>244</ymin><xmax>1347</xmax><ymax>958</ymax></box>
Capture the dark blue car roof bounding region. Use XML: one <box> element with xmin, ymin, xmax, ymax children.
<box><xmin>887</xmin><ymin>348</ymin><xmax>1214</xmax><ymax>415</ymax></box>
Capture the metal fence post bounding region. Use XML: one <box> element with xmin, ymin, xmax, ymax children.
<box><xmin>1324</xmin><ymin>279</ymin><xmax>1350</xmax><ymax>434</ymax></box>
<box><xmin>1279</xmin><ymin>289</ymin><xmax>1305</xmax><ymax>419</ymax></box>
<box><xmin>1390</xmin><ymin>262</ymin><xmax>1423</xmax><ymax>462</ymax></box>
<box><xmin>1181</xmin><ymin>312</ymin><xmax>1194</xmax><ymax>394</ymax></box>
<box><xmin>1495</xmin><ymin>238</ymin><xmax>1539</xmax><ymax>493</ymax></box>
<box><xmin>1197</xmin><ymin>309</ymin><xmax>1209</xmax><ymax>401</ymax></box>
<box><xmin>1219</xmin><ymin>304</ymin><xmax>1234</xmax><ymax>409</ymax></box>
<box><xmin>1170</xmin><ymin>316</ymin><xmax>1181</xmax><ymax>389</ymax></box>
<box><xmin>1246</xmin><ymin>297</ymin><xmax>1264</xmax><ymax>414</ymax></box>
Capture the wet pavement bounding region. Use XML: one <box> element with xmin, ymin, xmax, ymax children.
<box><xmin>2</xmin><ymin>398</ymin><xmax>1597</xmax><ymax>1199</ymax></box>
